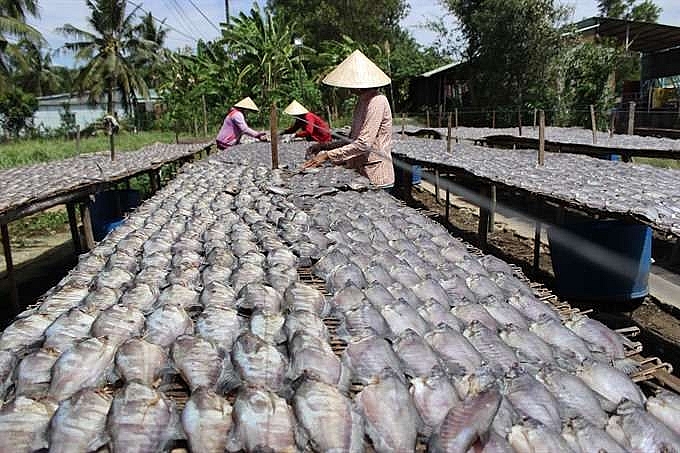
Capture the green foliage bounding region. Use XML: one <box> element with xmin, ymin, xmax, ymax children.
<box><xmin>598</xmin><ymin>0</ymin><xmax>662</xmax><ymax>22</ymax></box>
<box><xmin>441</xmin><ymin>0</ymin><xmax>569</xmax><ymax>110</ymax></box>
<box><xmin>9</xmin><ymin>209</ymin><xmax>69</xmax><ymax>241</ymax></box>
<box><xmin>0</xmin><ymin>130</ymin><xmax>178</xmax><ymax>168</ymax></box>
<box><xmin>0</xmin><ymin>86</ymin><xmax>37</xmax><ymax>137</ymax></box>
<box><xmin>553</xmin><ymin>41</ymin><xmax>622</xmax><ymax>128</ymax></box>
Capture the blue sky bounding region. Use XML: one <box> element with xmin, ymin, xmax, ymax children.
<box><xmin>26</xmin><ymin>0</ymin><xmax>680</xmax><ymax>67</ymax></box>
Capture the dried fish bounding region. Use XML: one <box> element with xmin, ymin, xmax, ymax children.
<box><xmin>181</xmin><ymin>389</ymin><xmax>232</xmax><ymax>453</ymax></box>
<box><xmin>0</xmin><ymin>395</ymin><xmax>57</xmax><ymax>452</ymax></box>
<box><xmin>115</xmin><ymin>338</ymin><xmax>168</xmax><ymax>385</ymax></box>
<box><xmin>49</xmin><ymin>388</ymin><xmax>112</xmax><ymax>453</ymax></box>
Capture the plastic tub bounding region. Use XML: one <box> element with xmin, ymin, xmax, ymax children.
<box><xmin>547</xmin><ymin>220</ymin><xmax>652</xmax><ymax>301</ymax></box>
<box><xmin>412</xmin><ymin>165</ymin><xmax>422</xmax><ymax>185</ymax></box>
<box><xmin>90</xmin><ymin>189</ymin><xmax>141</xmax><ymax>241</ymax></box>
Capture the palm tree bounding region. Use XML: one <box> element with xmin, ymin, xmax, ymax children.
<box><xmin>131</xmin><ymin>12</ymin><xmax>168</xmax><ymax>89</ymax></box>
<box><xmin>0</xmin><ymin>0</ymin><xmax>42</xmax><ymax>90</ymax></box>
<box><xmin>11</xmin><ymin>39</ymin><xmax>61</xmax><ymax>96</ymax></box>
<box><xmin>58</xmin><ymin>0</ymin><xmax>149</xmax><ymax>114</ymax></box>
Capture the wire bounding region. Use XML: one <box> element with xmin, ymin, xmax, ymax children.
<box><xmin>186</xmin><ymin>0</ymin><xmax>221</xmax><ymax>33</ymax></box>
<box><xmin>168</xmin><ymin>0</ymin><xmax>206</xmax><ymax>38</ymax></box>
<box><xmin>127</xmin><ymin>0</ymin><xmax>198</xmax><ymax>43</ymax></box>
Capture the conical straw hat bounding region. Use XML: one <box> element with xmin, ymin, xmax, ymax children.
<box><xmin>234</xmin><ymin>97</ymin><xmax>259</xmax><ymax>111</ymax></box>
<box><xmin>283</xmin><ymin>100</ymin><xmax>309</xmax><ymax>116</ymax></box>
<box><xmin>322</xmin><ymin>49</ymin><xmax>391</xmax><ymax>89</ymax></box>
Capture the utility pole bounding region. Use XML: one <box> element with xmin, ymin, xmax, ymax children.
<box><xmin>225</xmin><ymin>0</ymin><xmax>230</xmax><ymax>25</ymax></box>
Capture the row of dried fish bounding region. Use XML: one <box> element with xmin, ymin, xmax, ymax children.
<box><xmin>396</xmin><ymin>125</ymin><xmax>680</xmax><ymax>151</ymax></box>
<box><xmin>392</xmin><ymin>139</ymin><xmax>680</xmax><ymax>235</ymax></box>
<box><xmin>0</xmin><ymin>158</ymin><xmax>678</xmax><ymax>452</ymax></box>
<box><xmin>0</xmin><ymin>142</ymin><xmax>206</xmax><ymax>214</ymax></box>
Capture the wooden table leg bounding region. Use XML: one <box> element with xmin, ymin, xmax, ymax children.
<box><xmin>66</xmin><ymin>202</ymin><xmax>82</xmax><ymax>254</ymax></box>
<box><xmin>1</xmin><ymin>224</ymin><xmax>20</xmax><ymax>315</ymax></box>
<box><xmin>80</xmin><ymin>202</ymin><xmax>95</xmax><ymax>250</ymax></box>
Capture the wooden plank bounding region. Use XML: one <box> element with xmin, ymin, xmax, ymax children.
<box><xmin>66</xmin><ymin>202</ymin><xmax>82</xmax><ymax>254</ymax></box>
<box><xmin>401</xmin><ymin>113</ymin><xmax>406</xmax><ymax>139</ymax></box>
<box><xmin>628</xmin><ymin>101</ymin><xmax>636</xmax><ymax>135</ymax></box>
<box><xmin>1</xmin><ymin>223</ymin><xmax>20</xmax><ymax>314</ymax></box>
<box><xmin>590</xmin><ymin>104</ymin><xmax>597</xmax><ymax>144</ymax></box>
<box><xmin>538</xmin><ymin>110</ymin><xmax>545</xmax><ymax>166</ymax></box>
<box><xmin>533</xmin><ymin>219</ymin><xmax>542</xmax><ymax>273</ymax></box>
<box><xmin>80</xmin><ymin>202</ymin><xmax>95</xmax><ymax>250</ymax></box>
<box><xmin>270</xmin><ymin>104</ymin><xmax>279</xmax><ymax>169</ymax></box>
<box><xmin>446</xmin><ymin>186</ymin><xmax>450</xmax><ymax>220</ymax></box>
<box><xmin>435</xmin><ymin>170</ymin><xmax>441</xmax><ymax>205</ymax></box>
<box><xmin>447</xmin><ymin>113</ymin><xmax>452</xmax><ymax>153</ymax></box>
<box><xmin>489</xmin><ymin>185</ymin><xmax>496</xmax><ymax>233</ymax></box>
<box><xmin>478</xmin><ymin>186</ymin><xmax>490</xmax><ymax>250</ymax></box>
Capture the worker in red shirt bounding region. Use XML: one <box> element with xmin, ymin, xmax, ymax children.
<box><xmin>280</xmin><ymin>100</ymin><xmax>332</xmax><ymax>144</ymax></box>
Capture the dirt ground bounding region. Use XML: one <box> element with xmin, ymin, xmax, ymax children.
<box><xmin>409</xmin><ymin>184</ymin><xmax>680</xmax><ymax>373</ymax></box>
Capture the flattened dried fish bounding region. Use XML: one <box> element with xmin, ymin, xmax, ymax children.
<box><xmin>284</xmin><ymin>282</ymin><xmax>329</xmax><ymax>317</ymax></box>
<box><xmin>289</xmin><ymin>332</ymin><xmax>348</xmax><ymax>390</ymax></box>
<box><xmin>606</xmin><ymin>399</ymin><xmax>680</xmax><ymax>452</ymax></box>
<box><xmin>0</xmin><ymin>395</ymin><xmax>57</xmax><ymax>452</ymax></box>
<box><xmin>562</xmin><ymin>417</ymin><xmax>626</xmax><ymax>453</ymax></box>
<box><xmin>115</xmin><ymin>338</ymin><xmax>167</xmax><ymax>385</ymax></box>
<box><xmin>646</xmin><ymin>390</ymin><xmax>680</xmax><ymax>436</ymax></box>
<box><xmin>171</xmin><ymin>335</ymin><xmax>224</xmax><ymax>391</ymax></box>
<box><xmin>15</xmin><ymin>347</ymin><xmax>60</xmax><ymax>397</ymax></box>
<box><xmin>341</xmin><ymin>335</ymin><xmax>403</xmax><ymax>385</ymax></box>
<box><xmin>145</xmin><ymin>304</ymin><xmax>193</xmax><ymax>348</ymax></box>
<box><xmin>410</xmin><ymin>367</ymin><xmax>461</xmax><ymax>435</ymax></box>
<box><xmin>90</xmin><ymin>305</ymin><xmax>145</xmax><ymax>346</ymax></box>
<box><xmin>577</xmin><ymin>360</ymin><xmax>645</xmax><ymax>407</ymax></box>
<box><xmin>231</xmin><ymin>332</ymin><xmax>288</xmax><ymax>391</ymax></box>
<box><xmin>49</xmin><ymin>388</ymin><xmax>112</xmax><ymax>453</ymax></box>
<box><xmin>393</xmin><ymin>329</ymin><xmax>441</xmax><ymax>377</ymax></box>
<box><xmin>182</xmin><ymin>389</ymin><xmax>232</xmax><ymax>453</ymax></box>
<box><xmin>425</xmin><ymin>325</ymin><xmax>483</xmax><ymax>374</ymax></box>
<box><xmin>195</xmin><ymin>305</ymin><xmax>243</xmax><ymax>352</ymax></box>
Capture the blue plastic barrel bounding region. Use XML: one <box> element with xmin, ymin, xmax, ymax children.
<box><xmin>89</xmin><ymin>189</ymin><xmax>141</xmax><ymax>241</ymax></box>
<box><xmin>412</xmin><ymin>165</ymin><xmax>422</xmax><ymax>185</ymax></box>
<box><xmin>547</xmin><ymin>220</ymin><xmax>652</xmax><ymax>301</ymax></box>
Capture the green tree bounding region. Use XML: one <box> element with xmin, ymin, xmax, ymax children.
<box><xmin>131</xmin><ymin>12</ymin><xmax>168</xmax><ymax>89</ymax></box>
<box><xmin>58</xmin><ymin>0</ymin><xmax>149</xmax><ymax>114</ymax></box>
<box><xmin>10</xmin><ymin>39</ymin><xmax>62</xmax><ymax>96</ymax></box>
<box><xmin>0</xmin><ymin>86</ymin><xmax>37</xmax><ymax>137</ymax></box>
<box><xmin>440</xmin><ymin>0</ymin><xmax>569</xmax><ymax>110</ymax></box>
<box><xmin>0</xmin><ymin>0</ymin><xmax>42</xmax><ymax>91</ymax></box>
<box><xmin>267</xmin><ymin>0</ymin><xmax>408</xmax><ymax>48</ymax></box>
<box><xmin>597</xmin><ymin>0</ymin><xmax>661</xmax><ymax>22</ymax></box>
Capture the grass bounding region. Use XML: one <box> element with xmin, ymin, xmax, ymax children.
<box><xmin>0</xmin><ymin>130</ymin><xmax>199</xmax><ymax>169</ymax></box>
<box><xmin>7</xmin><ymin>209</ymin><xmax>70</xmax><ymax>247</ymax></box>
<box><xmin>633</xmin><ymin>157</ymin><xmax>680</xmax><ymax>170</ymax></box>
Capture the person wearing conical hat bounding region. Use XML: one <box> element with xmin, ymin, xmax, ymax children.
<box><xmin>303</xmin><ymin>50</ymin><xmax>394</xmax><ymax>188</ymax></box>
<box><xmin>280</xmin><ymin>100</ymin><xmax>332</xmax><ymax>144</ymax></box>
<box><xmin>215</xmin><ymin>97</ymin><xmax>268</xmax><ymax>150</ymax></box>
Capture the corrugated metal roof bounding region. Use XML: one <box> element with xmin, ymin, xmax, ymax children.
<box><xmin>571</xmin><ymin>17</ymin><xmax>680</xmax><ymax>53</ymax></box>
<box><xmin>419</xmin><ymin>61</ymin><xmax>461</xmax><ymax>78</ymax></box>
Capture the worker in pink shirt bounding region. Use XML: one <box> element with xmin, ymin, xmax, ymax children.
<box><xmin>215</xmin><ymin>97</ymin><xmax>268</xmax><ymax>149</ymax></box>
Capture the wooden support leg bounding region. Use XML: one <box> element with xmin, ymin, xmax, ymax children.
<box><xmin>1</xmin><ymin>224</ymin><xmax>20</xmax><ymax>315</ymax></box>
<box><xmin>66</xmin><ymin>202</ymin><xmax>82</xmax><ymax>254</ymax></box>
<box><xmin>478</xmin><ymin>186</ymin><xmax>490</xmax><ymax>250</ymax></box>
<box><xmin>435</xmin><ymin>170</ymin><xmax>441</xmax><ymax>205</ymax></box>
<box><xmin>533</xmin><ymin>220</ymin><xmax>542</xmax><ymax>274</ymax></box>
<box><xmin>445</xmin><ymin>185</ymin><xmax>450</xmax><ymax>221</ymax></box>
<box><xmin>80</xmin><ymin>202</ymin><xmax>95</xmax><ymax>250</ymax></box>
<box><xmin>670</xmin><ymin>238</ymin><xmax>680</xmax><ymax>265</ymax></box>
<box><xmin>488</xmin><ymin>185</ymin><xmax>496</xmax><ymax>233</ymax></box>
<box><xmin>393</xmin><ymin>160</ymin><xmax>413</xmax><ymax>202</ymax></box>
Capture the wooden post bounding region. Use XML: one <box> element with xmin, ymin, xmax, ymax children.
<box><xmin>108</xmin><ymin>121</ymin><xmax>115</xmax><ymax>161</ymax></box>
<box><xmin>610</xmin><ymin>110</ymin><xmax>616</xmax><ymax>137</ymax></box>
<box><xmin>426</xmin><ymin>109</ymin><xmax>430</xmax><ymax>128</ymax></box>
<box><xmin>175</xmin><ymin>119</ymin><xmax>179</xmax><ymax>144</ymax></box>
<box><xmin>533</xmin><ymin>109</ymin><xmax>537</xmax><ymax>128</ymax></box>
<box><xmin>270</xmin><ymin>104</ymin><xmax>279</xmax><ymax>169</ymax></box>
<box><xmin>489</xmin><ymin>185</ymin><xmax>496</xmax><ymax>233</ymax></box>
<box><xmin>438</xmin><ymin>104</ymin><xmax>443</xmax><ymax>128</ymax></box>
<box><xmin>447</xmin><ymin>112</ymin><xmax>452</xmax><ymax>153</ymax></box>
<box><xmin>435</xmin><ymin>170</ymin><xmax>441</xmax><ymax>205</ymax></box>
<box><xmin>76</xmin><ymin>125</ymin><xmax>81</xmax><ymax>154</ymax></box>
<box><xmin>478</xmin><ymin>186</ymin><xmax>490</xmax><ymax>250</ymax></box>
<box><xmin>445</xmin><ymin>185</ymin><xmax>450</xmax><ymax>220</ymax></box>
<box><xmin>533</xmin><ymin>220</ymin><xmax>541</xmax><ymax>273</ymax></box>
<box><xmin>627</xmin><ymin>101</ymin><xmax>636</xmax><ymax>135</ymax></box>
<box><xmin>148</xmin><ymin>170</ymin><xmax>159</xmax><ymax>194</ymax></box>
<box><xmin>492</xmin><ymin>110</ymin><xmax>496</xmax><ymax>129</ymax></box>
<box><xmin>590</xmin><ymin>104</ymin><xmax>597</xmax><ymax>144</ymax></box>
<box><xmin>454</xmin><ymin>108</ymin><xmax>459</xmax><ymax>129</ymax></box>
<box><xmin>401</xmin><ymin>113</ymin><xmax>406</xmax><ymax>139</ymax></box>
<box><xmin>517</xmin><ymin>108</ymin><xmax>522</xmax><ymax>136</ymax></box>
<box><xmin>80</xmin><ymin>202</ymin><xmax>95</xmax><ymax>250</ymax></box>
<box><xmin>326</xmin><ymin>105</ymin><xmax>333</xmax><ymax>129</ymax></box>
<box><xmin>202</xmin><ymin>95</ymin><xmax>208</xmax><ymax>137</ymax></box>
<box><xmin>538</xmin><ymin>110</ymin><xmax>545</xmax><ymax>166</ymax></box>
<box><xmin>1</xmin><ymin>223</ymin><xmax>20</xmax><ymax>314</ymax></box>
<box><xmin>66</xmin><ymin>202</ymin><xmax>82</xmax><ymax>254</ymax></box>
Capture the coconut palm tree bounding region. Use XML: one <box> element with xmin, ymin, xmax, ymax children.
<box><xmin>131</xmin><ymin>12</ymin><xmax>168</xmax><ymax>89</ymax></box>
<box><xmin>58</xmin><ymin>0</ymin><xmax>149</xmax><ymax>114</ymax></box>
<box><xmin>0</xmin><ymin>0</ymin><xmax>42</xmax><ymax>90</ymax></box>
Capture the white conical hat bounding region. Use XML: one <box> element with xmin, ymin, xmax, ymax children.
<box><xmin>283</xmin><ymin>100</ymin><xmax>309</xmax><ymax>116</ymax></box>
<box><xmin>322</xmin><ymin>50</ymin><xmax>391</xmax><ymax>89</ymax></box>
<box><xmin>234</xmin><ymin>97</ymin><xmax>259</xmax><ymax>111</ymax></box>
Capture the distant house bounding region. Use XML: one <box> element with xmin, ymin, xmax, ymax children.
<box><xmin>408</xmin><ymin>61</ymin><xmax>470</xmax><ymax>111</ymax></box>
<box><xmin>34</xmin><ymin>89</ymin><xmax>162</xmax><ymax>131</ymax></box>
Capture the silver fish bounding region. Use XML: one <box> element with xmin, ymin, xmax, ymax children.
<box><xmin>267</xmin><ymin>248</ymin><xmax>298</xmax><ymax>268</ymax></box>
<box><xmin>195</xmin><ymin>305</ymin><xmax>243</xmax><ymax>353</ymax></box>
<box><xmin>646</xmin><ymin>390</ymin><xmax>680</xmax><ymax>436</ymax></box>
<box><xmin>387</xmin><ymin>282</ymin><xmax>422</xmax><ymax>308</ymax></box>
<box><xmin>356</xmin><ymin>369</ymin><xmax>421</xmax><ymax>453</ymax></box>
<box><xmin>341</xmin><ymin>335</ymin><xmax>404</xmax><ymax>384</ymax></box>
<box><xmin>250</xmin><ymin>309</ymin><xmax>286</xmax><ymax>344</ymax></box>
<box><xmin>507</xmin><ymin>293</ymin><xmax>560</xmax><ymax>322</ymax></box>
<box><xmin>509</xmin><ymin>419</ymin><xmax>576</xmax><ymax>453</ymax></box>
<box><xmin>417</xmin><ymin>300</ymin><xmax>464</xmax><ymax>332</ymax></box>
<box><xmin>293</xmin><ymin>378</ymin><xmax>363</xmax><ymax>453</ymax></box>
<box><xmin>235</xmin><ymin>282</ymin><xmax>283</xmax><ymax>313</ymax></box>
<box><xmin>90</xmin><ymin>305</ymin><xmax>145</xmax><ymax>346</ymax></box>
<box><xmin>410</xmin><ymin>367</ymin><xmax>461</xmax><ymax>435</ymax></box>
<box><xmin>230</xmin><ymin>387</ymin><xmax>297</xmax><ymax>453</ymax></box>
<box><xmin>498</xmin><ymin>324</ymin><xmax>555</xmax><ymax>366</ymax></box>
<box><xmin>503</xmin><ymin>368</ymin><xmax>561</xmax><ymax>432</ymax></box>
<box><xmin>156</xmin><ymin>284</ymin><xmax>201</xmax><ymax>309</ymax></box>
<box><xmin>364</xmin><ymin>263</ymin><xmax>394</xmax><ymax>287</ymax></box>
<box><xmin>0</xmin><ymin>313</ymin><xmax>54</xmax><ymax>354</ymax></box>
<box><xmin>429</xmin><ymin>388</ymin><xmax>502</xmax><ymax>453</ymax></box>
<box><xmin>284</xmin><ymin>282</ymin><xmax>329</xmax><ymax>317</ymax></box>
<box><xmin>0</xmin><ymin>395</ymin><xmax>57</xmax><ymax>452</ymax></box>
<box><xmin>577</xmin><ymin>360</ymin><xmax>645</xmax><ymax>407</ymax></box>
<box><xmin>267</xmin><ymin>263</ymin><xmax>299</xmax><ymax>293</ymax></box>
<box><xmin>536</xmin><ymin>366</ymin><xmax>608</xmax><ymax>428</ymax></box>
<box><xmin>115</xmin><ymin>338</ymin><xmax>168</xmax><ymax>385</ymax></box>
<box><xmin>0</xmin><ymin>350</ymin><xmax>17</xmax><ymax>401</ymax></box>
<box><xmin>171</xmin><ymin>335</ymin><xmax>224</xmax><ymax>391</ymax></box>
<box><xmin>365</xmin><ymin>282</ymin><xmax>398</xmax><ymax>310</ymax></box>
<box><xmin>412</xmin><ymin>278</ymin><xmax>451</xmax><ymax>305</ymax></box>
<box><xmin>425</xmin><ymin>325</ymin><xmax>483</xmax><ymax>374</ymax></box>
<box><xmin>330</xmin><ymin>283</ymin><xmax>367</xmax><ymax>313</ymax></box>
<box><xmin>451</xmin><ymin>303</ymin><xmax>500</xmax><ymax>331</ymax></box>
<box><xmin>15</xmin><ymin>347</ymin><xmax>60</xmax><ymax>397</ymax></box>
<box><xmin>107</xmin><ymin>382</ymin><xmax>178</xmax><ymax>453</ymax></box>
<box><xmin>43</xmin><ymin>307</ymin><xmax>97</xmax><ymax>353</ymax></box>
<box><xmin>481</xmin><ymin>296</ymin><xmax>529</xmax><ymax>329</ymax></box>
<box><xmin>145</xmin><ymin>304</ymin><xmax>194</xmax><ymax>348</ymax></box>
<box><xmin>530</xmin><ymin>315</ymin><xmax>592</xmax><ymax>364</ymax></box>
<box><xmin>119</xmin><ymin>283</ymin><xmax>158</xmax><ymax>314</ymax></box>
<box><xmin>231</xmin><ymin>262</ymin><xmax>265</xmax><ymax>293</ymax></box>
<box><xmin>464</xmin><ymin>321</ymin><xmax>518</xmax><ymax>374</ymax></box>
<box><xmin>289</xmin><ymin>332</ymin><xmax>349</xmax><ymax>390</ymax></box>
<box><xmin>606</xmin><ymin>399</ymin><xmax>680</xmax><ymax>452</ymax></box>
<box><xmin>472</xmin><ymin>430</ymin><xmax>515</xmax><ymax>453</ymax></box>
<box><xmin>231</xmin><ymin>332</ymin><xmax>288</xmax><ymax>391</ymax></box>
<box><xmin>466</xmin><ymin>275</ymin><xmax>506</xmax><ymax>300</ymax></box>
<box><xmin>393</xmin><ymin>328</ymin><xmax>442</xmax><ymax>377</ymax></box>
<box><xmin>564</xmin><ymin>314</ymin><xmax>625</xmax><ymax>360</ymax></box>
<box><xmin>380</xmin><ymin>300</ymin><xmax>430</xmax><ymax>336</ymax></box>
<box><xmin>199</xmin><ymin>281</ymin><xmax>236</xmax><ymax>308</ymax></box>
<box><xmin>341</xmin><ymin>303</ymin><xmax>392</xmax><ymax>339</ymax></box>
<box><xmin>181</xmin><ymin>389</ymin><xmax>233</xmax><ymax>453</ymax></box>
<box><xmin>49</xmin><ymin>336</ymin><xmax>117</xmax><ymax>401</ymax></box>
<box><xmin>49</xmin><ymin>388</ymin><xmax>112</xmax><ymax>453</ymax></box>
<box><xmin>562</xmin><ymin>417</ymin><xmax>627</xmax><ymax>453</ymax></box>
<box><xmin>283</xmin><ymin>309</ymin><xmax>329</xmax><ymax>343</ymax></box>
